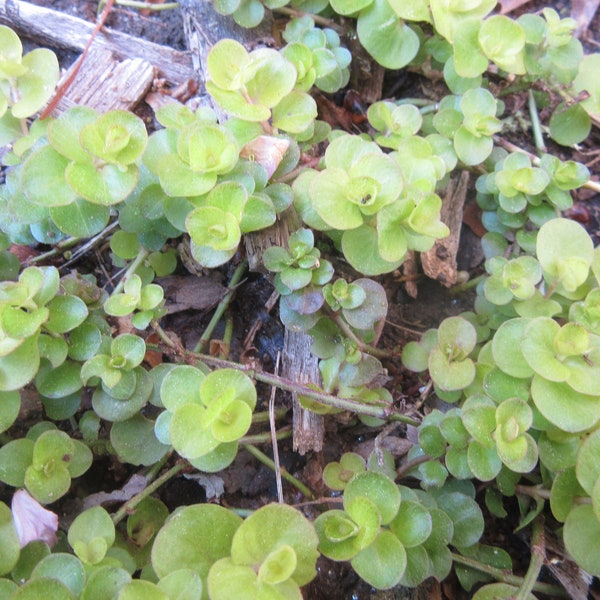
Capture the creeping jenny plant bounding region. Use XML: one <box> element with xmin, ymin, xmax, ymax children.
<box><xmin>0</xmin><ymin>0</ymin><xmax>599</xmax><ymax>597</ymax></box>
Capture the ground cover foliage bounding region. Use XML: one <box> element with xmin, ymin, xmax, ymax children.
<box><xmin>0</xmin><ymin>0</ymin><xmax>599</xmax><ymax>598</ymax></box>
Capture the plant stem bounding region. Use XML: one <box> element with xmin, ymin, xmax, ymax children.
<box><xmin>396</xmin><ymin>98</ymin><xmax>436</xmax><ymax>107</ymax></box>
<box><xmin>194</xmin><ymin>260</ymin><xmax>247</xmax><ymax>353</ymax></box>
<box><xmin>332</xmin><ymin>313</ymin><xmax>396</xmax><ymax>360</ymax></box>
<box><xmin>515</xmin><ymin>484</ymin><xmax>552</xmax><ymax>500</ymax></box>
<box><xmin>114</xmin><ymin>0</ymin><xmax>179</xmax><ymax>9</ymax></box>
<box><xmin>273</xmin><ymin>6</ymin><xmax>339</xmax><ymax>30</ymax></box>
<box><xmin>268</xmin><ymin>354</ymin><xmax>284</xmax><ymax>503</ymax></box>
<box><xmin>145</xmin><ymin>452</ymin><xmax>170</xmax><ymax>482</ymax></box>
<box><xmin>182</xmin><ymin>351</ymin><xmax>420</xmax><ymax>425</ymax></box>
<box><xmin>450</xmin><ymin>273</ymin><xmax>486</xmax><ymax>294</ymax></box>
<box><xmin>274</xmin><ymin>157</ymin><xmax>320</xmax><ymax>184</ymax></box>
<box><xmin>111</xmin><ymin>247</ymin><xmax>150</xmax><ymax>295</ymax></box>
<box><xmin>528</xmin><ymin>90</ymin><xmax>546</xmax><ymax>153</ymax></box>
<box><xmin>151</xmin><ymin>321</ymin><xmax>176</xmax><ymax>348</ymax></box>
<box><xmin>396</xmin><ymin>454</ymin><xmax>430</xmax><ymax>479</ymax></box>
<box><xmin>218</xmin><ymin>314</ymin><xmax>233</xmax><ymax>359</ymax></box>
<box><xmin>240</xmin><ymin>427</ymin><xmax>292</xmax><ymax>444</ymax></box>
<box><xmin>252</xmin><ymin>408</ymin><xmax>289</xmax><ymax>423</ymax></box>
<box><xmin>450</xmin><ymin>553</ymin><xmax>569</xmax><ymax>597</ymax></box>
<box><xmin>111</xmin><ymin>462</ymin><xmax>185</xmax><ymax>525</ymax></box>
<box><xmin>26</xmin><ymin>237</ymin><xmax>82</xmax><ymax>264</ymax></box>
<box><xmin>242</xmin><ymin>443</ymin><xmax>314</xmax><ymax>499</ymax></box>
<box><xmin>516</xmin><ymin>484</ymin><xmax>591</xmax><ymax>504</ymax></box>
<box><xmin>58</xmin><ymin>221</ymin><xmax>121</xmax><ymax>270</ymax></box>
<box><xmin>515</xmin><ymin>517</ymin><xmax>545</xmax><ymax>600</ymax></box>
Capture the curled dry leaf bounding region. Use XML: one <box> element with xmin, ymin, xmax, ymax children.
<box><xmin>11</xmin><ymin>489</ymin><xmax>59</xmax><ymax>548</ymax></box>
<box><xmin>240</xmin><ymin>135</ymin><xmax>290</xmax><ymax>179</ymax></box>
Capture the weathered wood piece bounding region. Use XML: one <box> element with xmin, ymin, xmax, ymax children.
<box><xmin>421</xmin><ymin>170</ymin><xmax>470</xmax><ymax>287</ymax></box>
<box><xmin>53</xmin><ymin>46</ymin><xmax>154</xmax><ymax>115</ymax></box>
<box><xmin>179</xmin><ymin>0</ymin><xmax>324</xmax><ymax>454</ymax></box>
<box><xmin>0</xmin><ymin>0</ymin><xmax>194</xmax><ymax>85</ymax></box>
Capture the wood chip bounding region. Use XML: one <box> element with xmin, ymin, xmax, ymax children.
<box><xmin>421</xmin><ymin>171</ymin><xmax>470</xmax><ymax>287</ymax></box>
<box><xmin>0</xmin><ymin>0</ymin><xmax>193</xmax><ymax>85</ymax></box>
<box><xmin>53</xmin><ymin>46</ymin><xmax>154</xmax><ymax>115</ymax></box>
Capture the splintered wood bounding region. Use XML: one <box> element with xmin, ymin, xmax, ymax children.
<box><xmin>421</xmin><ymin>171</ymin><xmax>470</xmax><ymax>288</ymax></box>
<box><xmin>0</xmin><ymin>0</ymin><xmax>193</xmax><ymax>84</ymax></box>
<box><xmin>52</xmin><ymin>46</ymin><xmax>154</xmax><ymax>115</ymax></box>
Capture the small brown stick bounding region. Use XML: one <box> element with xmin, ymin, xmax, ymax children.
<box><xmin>270</xmin><ymin>352</ymin><xmax>283</xmax><ymax>503</ymax></box>
<box><xmin>40</xmin><ymin>0</ymin><xmax>115</xmax><ymax>119</ymax></box>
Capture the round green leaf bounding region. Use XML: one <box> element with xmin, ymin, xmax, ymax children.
<box><xmin>157</xmin><ymin>569</ymin><xmax>203</xmax><ymax>600</ymax></box>
<box><xmin>12</xmin><ymin>49</ymin><xmax>59</xmax><ymax>118</ymax></box>
<box><xmin>35</xmin><ymin>360</ymin><xmax>82</xmax><ymax>399</ymax></box>
<box><xmin>467</xmin><ymin>440</ymin><xmax>502</xmax><ymax>481</ymax></box>
<box><xmin>531</xmin><ymin>375</ymin><xmax>600</xmax><ymax>433</ymax></box>
<box><xmin>350</xmin><ymin>530</ymin><xmax>406</xmax><ymax>590</ymax></box>
<box><xmin>436</xmin><ymin>492</ymin><xmax>484</xmax><ymax>548</ymax></box>
<box><xmin>564</xmin><ymin>504</ymin><xmax>600</xmax><ymax>576</ymax></box>
<box><xmin>50</xmin><ymin>199</ymin><xmax>110</xmax><ymax>238</ymax></box>
<box><xmin>390</xmin><ymin>501</ymin><xmax>432</xmax><ymax>548</ymax></box>
<box><xmin>47</xmin><ymin>106</ymin><xmax>98</xmax><ymax>163</ymax></box>
<box><xmin>81</xmin><ymin>566</ymin><xmax>131</xmax><ymax>600</ymax></box>
<box><xmin>342</xmin><ymin>278</ymin><xmax>388</xmax><ymax>330</ymax></box>
<box><xmin>315</xmin><ymin>508</ymin><xmax>365</xmax><ymax>561</ymax></box>
<box><xmin>454</xmin><ymin>126</ymin><xmax>494</xmax><ymax>166</ymax></box>
<box><xmin>342</xmin><ymin>225</ymin><xmax>403</xmax><ymax>276</ymax></box>
<box><xmin>520</xmin><ymin>318</ymin><xmax>568</xmax><ymax>381</ymax></box>
<box><xmin>92</xmin><ymin>367</ymin><xmax>152</xmax><ymax>422</ymax></box>
<box><xmin>207</xmin><ymin>39</ymin><xmax>249</xmax><ymax>91</ymax></box>
<box><xmin>472</xmin><ymin>583</ymin><xmax>535</xmax><ymax>600</ymax></box>
<box><xmin>0</xmin><ymin>438</ymin><xmax>33</xmax><ymax>487</ymax></box>
<box><xmin>170</xmin><ymin>403</ymin><xmax>218</xmax><ymax>459</ymax></box>
<box><xmin>31</xmin><ymin>554</ymin><xmax>85</xmax><ymax>597</ymax></box>
<box><xmin>575</xmin><ymin>429</ymin><xmax>600</xmax><ymax>495</ymax></box>
<box><xmin>272</xmin><ymin>90</ymin><xmax>317</xmax><ymax>134</ymax></box>
<box><xmin>491</xmin><ymin>318</ymin><xmax>533</xmax><ymax>378</ymax></box>
<box><xmin>549</xmin><ymin>102</ymin><xmax>591</xmax><ymax>146</ymax></box>
<box><xmin>0</xmin><ymin>335</ymin><xmax>40</xmax><ymax>391</ymax></box>
<box><xmin>207</xmin><ymin>398</ymin><xmax>252</xmax><ymax>443</ymax></box>
<box><xmin>478</xmin><ymin>16</ymin><xmax>526</xmax><ymax>74</ymax></box>
<box><xmin>536</xmin><ymin>218</ymin><xmax>594</xmax><ymax>291</ymax></box>
<box><xmin>79</xmin><ymin>110</ymin><xmax>147</xmax><ymax>165</ymax></box>
<box><xmin>429</xmin><ymin>347</ymin><xmax>475</xmax><ymax>391</ymax></box>
<box><xmin>68</xmin><ymin>506</ymin><xmax>115</xmax><ymax>565</ymax></box>
<box><xmin>152</xmin><ymin>504</ymin><xmax>242</xmax><ymax>579</ymax></box>
<box><xmin>550</xmin><ymin>468</ymin><xmax>584</xmax><ymax>522</ymax></box>
<box><xmin>573</xmin><ymin>53</ymin><xmax>600</xmax><ymax>119</ymax></box>
<box><xmin>230</xmin><ymin>504</ymin><xmax>319</xmax><ymax>587</ymax></box>
<box><xmin>111</xmin><ymin>414</ymin><xmax>169</xmax><ymax>466</ymax></box>
<box><xmin>20</xmin><ymin>145</ymin><xmax>76</xmax><ymax>207</ymax></box>
<box><xmin>357</xmin><ymin>0</ymin><xmax>419</xmax><ymax>70</ymax></box>
<box><xmin>309</xmin><ymin>168</ymin><xmax>361</xmax><ymax>230</ymax></box>
<box><xmin>45</xmin><ymin>295</ymin><xmax>88</xmax><ymax>334</ymax></box>
<box><xmin>65</xmin><ymin>161</ymin><xmax>139</xmax><ymax>206</ymax></box>
<box><xmin>0</xmin><ymin>502</ymin><xmax>19</xmax><ymax>576</ymax></box>
<box><xmin>344</xmin><ymin>472</ymin><xmax>401</xmax><ymax>525</ymax></box>
<box><xmin>186</xmin><ymin>206</ymin><xmax>240</xmax><ymax>252</ymax></box>
<box><xmin>11</xmin><ymin>578</ymin><xmax>75</xmax><ymax>600</ymax></box>
<box><xmin>187</xmin><ymin>441</ymin><xmax>238</xmax><ymax>473</ymax></box>
<box><xmin>200</xmin><ymin>369</ymin><xmax>256</xmax><ymax>411</ymax></box>
<box><xmin>160</xmin><ymin>365</ymin><xmax>204</xmax><ymax>411</ymax></box>
<box><xmin>206</xmin><ymin>559</ymin><xmax>261</xmax><ymax>600</ymax></box>
<box><xmin>0</xmin><ymin>390</ymin><xmax>20</xmax><ymax>433</ymax></box>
